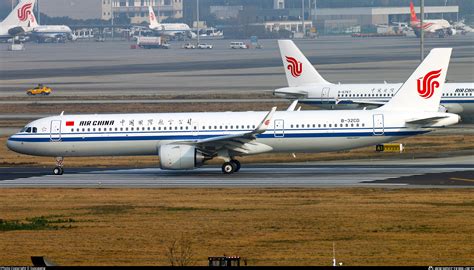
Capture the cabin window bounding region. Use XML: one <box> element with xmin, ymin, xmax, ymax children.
<box><xmin>323</xmin><ymin>124</ymin><xmax>326</xmax><ymax>128</ymax></box>
<box><xmin>312</xmin><ymin>124</ymin><xmax>315</xmax><ymax>128</ymax></box>
<box><xmin>362</xmin><ymin>123</ymin><xmax>365</xmax><ymax>127</ymax></box>
<box><xmin>225</xmin><ymin>126</ymin><xmax>228</xmax><ymax>129</ymax></box>
<box><xmin>253</xmin><ymin>125</ymin><xmax>256</xmax><ymax>128</ymax></box>
<box><xmin>180</xmin><ymin>127</ymin><xmax>183</xmax><ymax>130</ymax></box>
<box><xmin>186</xmin><ymin>126</ymin><xmax>189</xmax><ymax>130</ymax></box>
<box><xmin>346</xmin><ymin>124</ymin><xmax>349</xmax><ymax>127</ymax></box>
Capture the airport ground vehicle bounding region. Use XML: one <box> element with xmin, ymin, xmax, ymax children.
<box><xmin>183</xmin><ymin>43</ymin><xmax>195</xmax><ymax>49</ymax></box>
<box><xmin>136</xmin><ymin>36</ymin><xmax>169</xmax><ymax>49</ymax></box>
<box><xmin>230</xmin><ymin>42</ymin><xmax>247</xmax><ymax>49</ymax></box>
<box><xmin>26</xmin><ymin>84</ymin><xmax>52</xmax><ymax>96</ymax></box>
<box><xmin>197</xmin><ymin>43</ymin><xmax>213</xmax><ymax>49</ymax></box>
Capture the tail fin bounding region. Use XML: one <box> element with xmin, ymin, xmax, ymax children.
<box><xmin>1</xmin><ymin>0</ymin><xmax>36</xmax><ymax>28</ymax></box>
<box><xmin>28</xmin><ymin>11</ymin><xmax>39</xmax><ymax>28</ymax></box>
<box><xmin>410</xmin><ymin>0</ymin><xmax>419</xmax><ymax>23</ymax></box>
<box><xmin>278</xmin><ymin>40</ymin><xmax>330</xmax><ymax>87</ymax></box>
<box><xmin>379</xmin><ymin>48</ymin><xmax>452</xmax><ymax>112</ymax></box>
<box><xmin>148</xmin><ymin>6</ymin><xmax>160</xmax><ymax>29</ymax></box>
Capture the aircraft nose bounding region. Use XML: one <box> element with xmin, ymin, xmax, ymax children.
<box><xmin>6</xmin><ymin>136</ymin><xmax>22</xmax><ymax>153</ymax></box>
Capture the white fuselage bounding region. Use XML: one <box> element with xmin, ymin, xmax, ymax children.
<box><xmin>7</xmin><ymin>110</ymin><xmax>459</xmax><ymax>157</ymax></box>
<box><xmin>412</xmin><ymin>19</ymin><xmax>451</xmax><ymax>33</ymax></box>
<box><xmin>275</xmin><ymin>83</ymin><xmax>474</xmax><ymax>117</ymax></box>
<box><xmin>151</xmin><ymin>23</ymin><xmax>190</xmax><ymax>36</ymax></box>
<box><xmin>28</xmin><ymin>25</ymin><xmax>72</xmax><ymax>39</ymax></box>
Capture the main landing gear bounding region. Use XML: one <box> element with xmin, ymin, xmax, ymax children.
<box><xmin>221</xmin><ymin>159</ymin><xmax>241</xmax><ymax>174</ymax></box>
<box><xmin>53</xmin><ymin>157</ymin><xmax>64</xmax><ymax>175</ymax></box>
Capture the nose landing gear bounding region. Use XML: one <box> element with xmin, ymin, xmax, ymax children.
<box><xmin>53</xmin><ymin>157</ymin><xmax>64</xmax><ymax>175</ymax></box>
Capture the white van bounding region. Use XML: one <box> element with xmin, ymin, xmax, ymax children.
<box><xmin>230</xmin><ymin>42</ymin><xmax>247</xmax><ymax>49</ymax></box>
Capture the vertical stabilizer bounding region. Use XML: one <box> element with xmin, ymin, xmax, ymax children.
<box><xmin>410</xmin><ymin>0</ymin><xmax>419</xmax><ymax>23</ymax></box>
<box><xmin>278</xmin><ymin>40</ymin><xmax>331</xmax><ymax>87</ymax></box>
<box><xmin>1</xmin><ymin>0</ymin><xmax>36</xmax><ymax>28</ymax></box>
<box><xmin>379</xmin><ymin>48</ymin><xmax>452</xmax><ymax>112</ymax></box>
<box><xmin>28</xmin><ymin>11</ymin><xmax>39</xmax><ymax>28</ymax></box>
<box><xmin>148</xmin><ymin>6</ymin><xmax>160</xmax><ymax>29</ymax></box>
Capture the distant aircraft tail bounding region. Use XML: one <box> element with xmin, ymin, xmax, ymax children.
<box><xmin>1</xmin><ymin>0</ymin><xmax>36</xmax><ymax>28</ymax></box>
<box><xmin>410</xmin><ymin>0</ymin><xmax>419</xmax><ymax>23</ymax></box>
<box><xmin>28</xmin><ymin>10</ymin><xmax>39</xmax><ymax>28</ymax></box>
<box><xmin>379</xmin><ymin>48</ymin><xmax>452</xmax><ymax>112</ymax></box>
<box><xmin>278</xmin><ymin>40</ymin><xmax>330</xmax><ymax>87</ymax></box>
<box><xmin>148</xmin><ymin>6</ymin><xmax>160</xmax><ymax>29</ymax></box>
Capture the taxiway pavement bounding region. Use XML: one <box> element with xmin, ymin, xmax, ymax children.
<box><xmin>0</xmin><ymin>155</ymin><xmax>472</xmax><ymax>188</ymax></box>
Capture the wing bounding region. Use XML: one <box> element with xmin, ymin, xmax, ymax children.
<box><xmin>181</xmin><ymin>107</ymin><xmax>277</xmax><ymax>155</ymax></box>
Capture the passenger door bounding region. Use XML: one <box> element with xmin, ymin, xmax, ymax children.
<box><xmin>321</xmin><ymin>87</ymin><xmax>331</xmax><ymax>104</ymax></box>
<box><xmin>50</xmin><ymin>120</ymin><xmax>62</xmax><ymax>141</ymax></box>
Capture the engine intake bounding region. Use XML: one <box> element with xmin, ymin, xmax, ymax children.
<box><xmin>159</xmin><ymin>144</ymin><xmax>208</xmax><ymax>170</ymax></box>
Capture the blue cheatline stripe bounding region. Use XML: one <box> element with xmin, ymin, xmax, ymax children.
<box><xmin>8</xmin><ymin>130</ymin><xmax>429</xmax><ymax>143</ymax></box>
<box><xmin>301</xmin><ymin>99</ymin><xmax>474</xmax><ymax>105</ymax></box>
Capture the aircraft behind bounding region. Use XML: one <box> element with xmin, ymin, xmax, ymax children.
<box><xmin>7</xmin><ymin>48</ymin><xmax>459</xmax><ymax>175</ymax></box>
<box><xmin>148</xmin><ymin>6</ymin><xmax>194</xmax><ymax>39</ymax></box>
<box><xmin>0</xmin><ymin>0</ymin><xmax>36</xmax><ymax>41</ymax></box>
<box><xmin>274</xmin><ymin>40</ymin><xmax>474</xmax><ymax>122</ymax></box>
<box><xmin>409</xmin><ymin>0</ymin><xmax>455</xmax><ymax>37</ymax></box>
<box><xmin>26</xmin><ymin>12</ymin><xmax>75</xmax><ymax>42</ymax></box>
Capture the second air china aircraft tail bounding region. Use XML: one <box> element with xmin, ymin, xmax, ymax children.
<box><xmin>275</xmin><ymin>40</ymin><xmax>474</xmax><ymax>120</ymax></box>
<box><xmin>7</xmin><ymin>48</ymin><xmax>459</xmax><ymax>175</ymax></box>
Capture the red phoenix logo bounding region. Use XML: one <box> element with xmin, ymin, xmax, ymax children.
<box><xmin>417</xmin><ymin>69</ymin><xmax>442</xmax><ymax>99</ymax></box>
<box><xmin>17</xmin><ymin>3</ymin><xmax>32</xmax><ymax>22</ymax></box>
<box><xmin>286</xmin><ymin>56</ymin><xmax>303</xmax><ymax>78</ymax></box>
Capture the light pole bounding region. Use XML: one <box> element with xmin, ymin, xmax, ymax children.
<box><xmin>420</xmin><ymin>0</ymin><xmax>424</xmax><ymax>61</ymax></box>
<box><xmin>197</xmin><ymin>0</ymin><xmax>200</xmax><ymax>45</ymax></box>
<box><xmin>301</xmin><ymin>0</ymin><xmax>305</xmax><ymax>34</ymax></box>
<box><xmin>111</xmin><ymin>0</ymin><xmax>114</xmax><ymax>39</ymax></box>
<box><xmin>37</xmin><ymin>0</ymin><xmax>40</xmax><ymax>24</ymax></box>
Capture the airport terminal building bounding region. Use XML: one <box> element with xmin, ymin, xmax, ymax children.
<box><xmin>101</xmin><ymin>0</ymin><xmax>184</xmax><ymax>24</ymax></box>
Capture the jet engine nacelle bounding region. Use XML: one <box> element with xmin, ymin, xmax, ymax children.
<box><xmin>159</xmin><ymin>144</ymin><xmax>207</xmax><ymax>170</ymax></box>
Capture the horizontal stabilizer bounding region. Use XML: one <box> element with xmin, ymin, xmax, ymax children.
<box><xmin>406</xmin><ymin>116</ymin><xmax>448</xmax><ymax>125</ymax></box>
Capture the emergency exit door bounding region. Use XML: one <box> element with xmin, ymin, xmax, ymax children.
<box><xmin>274</xmin><ymin>119</ymin><xmax>284</xmax><ymax>138</ymax></box>
<box><xmin>373</xmin><ymin>114</ymin><xmax>384</xmax><ymax>136</ymax></box>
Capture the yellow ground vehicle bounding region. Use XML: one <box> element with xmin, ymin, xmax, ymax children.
<box><xmin>27</xmin><ymin>84</ymin><xmax>52</xmax><ymax>96</ymax></box>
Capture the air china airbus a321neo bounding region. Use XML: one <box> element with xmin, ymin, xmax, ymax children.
<box><xmin>7</xmin><ymin>48</ymin><xmax>459</xmax><ymax>175</ymax></box>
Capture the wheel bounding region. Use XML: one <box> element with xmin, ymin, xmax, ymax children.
<box><xmin>231</xmin><ymin>160</ymin><xmax>241</xmax><ymax>172</ymax></box>
<box><xmin>221</xmin><ymin>162</ymin><xmax>236</xmax><ymax>174</ymax></box>
<box><xmin>53</xmin><ymin>167</ymin><xmax>63</xmax><ymax>175</ymax></box>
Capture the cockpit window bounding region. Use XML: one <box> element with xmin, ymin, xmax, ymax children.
<box><xmin>25</xmin><ymin>127</ymin><xmax>32</xmax><ymax>133</ymax></box>
<box><xmin>33</xmin><ymin>127</ymin><xmax>37</xmax><ymax>133</ymax></box>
